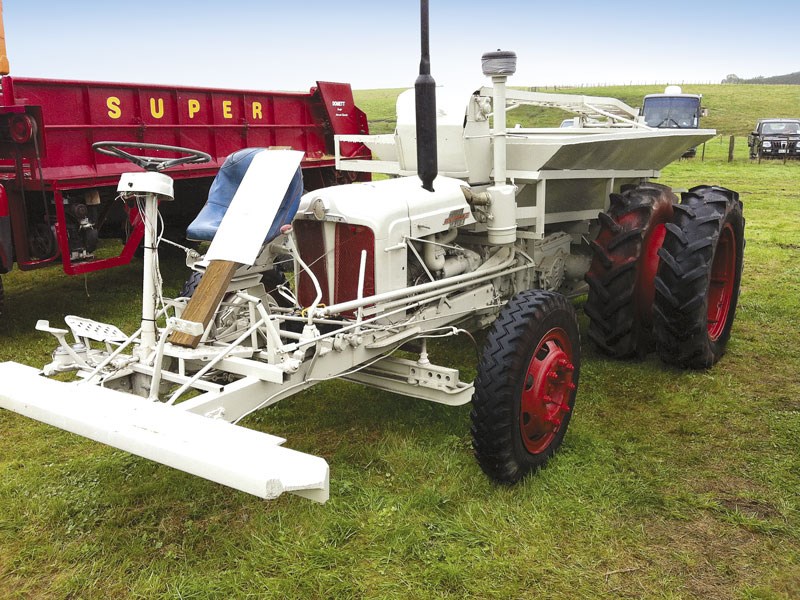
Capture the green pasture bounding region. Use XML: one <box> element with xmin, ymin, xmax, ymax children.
<box><xmin>0</xmin><ymin>87</ymin><xmax>798</xmax><ymax>599</ymax></box>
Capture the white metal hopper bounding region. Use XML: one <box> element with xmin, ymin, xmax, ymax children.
<box><xmin>336</xmin><ymin>87</ymin><xmax>715</xmax><ymax>180</ymax></box>
<box><xmin>504</xmin><ymin>127</ymin><xmax>715</xmax><ymax>174</ymax></box>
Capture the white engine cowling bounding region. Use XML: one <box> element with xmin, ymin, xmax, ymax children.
<box><xmin>292</xmin><ymin>176</ymin><xmax>477</xmax><ymax>308</ymax></box>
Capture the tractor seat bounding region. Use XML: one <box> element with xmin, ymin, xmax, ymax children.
<box><xmin>186</xmin><ymin>148</ymin><xmax>304</xmax><ymax>243</ymax></box>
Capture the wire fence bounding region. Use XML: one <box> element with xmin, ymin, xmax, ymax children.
<box><xmin>526</xmin><ymin>81</ymin><xmax>721</xmax><ymax>91</ymax></box>
<box><xmin>696</xmin><ymin>134</ymin><xmax>799</xmax><ymax>164</ymax></box>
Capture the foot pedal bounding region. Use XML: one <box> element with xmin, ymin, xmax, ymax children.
<box><xmin>65</xmin><ymin>316</ymin><xmax>128</xmax><ymax>343</ymax></box>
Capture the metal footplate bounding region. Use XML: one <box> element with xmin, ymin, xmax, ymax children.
<box><xmin>0</xmin><ymin>362</ymin><xmax>329</xmax><ymax>502</ymax></box>
<box><xmin>64</xmin><ymin>315</ymin><xmax>128</xmax><ymax>343</ymax></box>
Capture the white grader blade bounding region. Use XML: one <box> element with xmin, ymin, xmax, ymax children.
<box><xmin>0</xmin><ymin>362</ymin><xmax>329</xmax><ymax>503</ymax></box>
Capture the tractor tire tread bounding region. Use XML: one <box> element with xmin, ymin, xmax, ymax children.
<box><xmin>653</xmin><ymin>187</ymin><xmax>745</xmax><ymax>369</ymax></box>
<box><xmin>584</xmin><ymin>182</ymin><xmax>677</xmax><ymax>358</ymax></box>
<box><xmin>470</xmin><ymin>290</ymin><xmax>579</xmax><ymax>484</ymax></box>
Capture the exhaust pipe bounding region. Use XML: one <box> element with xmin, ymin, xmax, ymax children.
<box><xmin>482</xmin><ymin>50</ymin><xmax>517</xmax><ymax>185</ymax></box>
<box><xmin>415</xmin><ymin>0</ymin><xmax>437</xmax><ymax>192</ymax></box>
<box><xmin>482</xmin><ymin>49</ymin><xmax>518</xmax><ymax>245</ymax></box>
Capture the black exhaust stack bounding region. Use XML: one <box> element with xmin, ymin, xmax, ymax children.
<box><xmin>415</xmin><ymin>0</ymin><xmax>437</xmax><ymax>192</ymax></box>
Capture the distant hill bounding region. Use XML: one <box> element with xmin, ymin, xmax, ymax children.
<box><xmin>724</xmin><ymin>72</ymin><xmax>800</xmax><ymax>84</ymax></box>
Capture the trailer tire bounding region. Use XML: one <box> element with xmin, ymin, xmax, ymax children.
<box><xmin>653</xmin><ymin>186</ymin><xmax>744</xmax><ymax>369</ymax></box>
<box><xmin>261</xmin><ymin>269</ymin><xmax>293</xmax><ymax>309</ymax></box>
<box><xmin>471</xmin><ymin>290</ymin><xmax>580</xmax><ymax>484</ymax></box>
<box><xmin>584</xmin><ymin>183</ymin><xmax>677</xmax><ymax>358</ymax></box>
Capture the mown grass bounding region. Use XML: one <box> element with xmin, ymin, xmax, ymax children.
<box><xmin>0</xmin><ymin>91</ymin><xmax>799</xmax><ymax>599</ymax></box>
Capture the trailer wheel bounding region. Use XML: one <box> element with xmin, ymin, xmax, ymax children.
<box><xmin>584</xmin><ymin>183</ymin><xmax>677</xmax><ymax>357</ymax></box>
<box><xmin>653</xmin><ymin>186</ymin><xmax>744</xmax><ymax>369</ymax></box>
<box><xmin>471</xmin><ymin>290</ymin><xmax>580</xmax><ymax>483</ymax></box>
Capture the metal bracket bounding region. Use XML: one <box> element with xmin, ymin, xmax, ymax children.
<box><xmin>343</xmin><ymin>355</ymin><xmax>473</xmax><ymax>406</ymax></box>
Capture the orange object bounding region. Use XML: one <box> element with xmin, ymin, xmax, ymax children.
<box><xmin>0</xmin><ymin>1</ymin><xmax>9</xmax><ymax>75</ymax></box>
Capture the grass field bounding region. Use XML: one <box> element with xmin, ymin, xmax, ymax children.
<box><xmin>0</xmin><ymin>89</ymin><xmax>799</xmax><ymax>599</ymax></box>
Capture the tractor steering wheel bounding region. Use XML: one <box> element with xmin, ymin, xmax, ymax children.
<box><xmin>92</xmin><ymin>141</ymin><xmax>212</xmax><ymax>172</ymax></box>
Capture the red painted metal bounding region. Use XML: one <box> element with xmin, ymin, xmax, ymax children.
<box><xmin>293</xmin><ymin>221</ymin><xmax>377</xmax><ymax>315</ymax></box>
<box><xmin>520</xmin><ymin>327</ymin><xmax>575</xmax><ymax>454</ymax></box>
<box><xmin>635</xmin><ymin>221</ymin><xmax>668</xmax><ymax>326</ymax></box>
<box><xmin>632</xmin><ymin>200</ymin><xmax>674</xmax><ymax>329</ymax></box>
<box><xmin>293</xmin><ymin>219</ymin><xmax>330</xmax><ymax>308</ymax></box>
<box><xmin>334</xmin><ymin>223</ymin><xmax>375</xmax><ymax>308</ymax></box>
<box><xmin>0</xmin><ymin>184</ymin><xmax>10</xmax><ymax>272</ymax></box>
<box><xmin>0</xmin><ymin>76</ymin><xmax>370</xmax><ymax>276</ymax></box>
<box><xmin>707</xmin><ymin>223</ymin><xmax>736</xmax><ymax>341</ymax></box>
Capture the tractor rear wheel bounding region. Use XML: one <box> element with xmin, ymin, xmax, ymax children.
<box><xmin>471</xmin><ymin>290</ymin><xmax>580</xmax><ymax>483</ymax></box>
<box><xmin>0</xmin><ymin>275</ymin><xmax>4</xmax><ymax>320</ymax></box>
<box><xmin>584</xmin><ymin>183</ymin><xmax>678</xmax><ymax>358</ymax></box>
<box><xmin>653</xmin><ymin>186</ymin><xmax>745</xmax><ymax>369</ymax></box>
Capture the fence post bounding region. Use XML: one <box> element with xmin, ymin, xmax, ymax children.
<box><xmin>728</xmin><ymin>136</ymin><xmax>735</xmax><ymax>163</ymax></box>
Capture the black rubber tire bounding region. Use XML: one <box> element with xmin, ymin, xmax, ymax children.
<box><xmin>178</xmin><ymin>270</ymin><xmax>203</xmax><ymax>298</ymax></box>
<box><xmin>584</xmin><ymin>183</ymin><xmax>678</xmax><ymax>358</ymax></box>
<box><xmin>470</xmin><ymin>290</ymin><xmax>580</xmax><ymax>484</ymax></box>
<box><xmin>653</xmin><ymin>186</ymin><xmax>745</xmax><ymax>369</ymax></box>
<box><xmin>0</xmin><ymin>275</ymin><xmax>4</xmax><ymax>320</ymax></box>
<box><xmin>260</xmin><ymin>269</ymin><xmax>293</xmax><ymax>309</ymax></box>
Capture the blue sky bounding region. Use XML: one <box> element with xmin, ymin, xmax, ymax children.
<box><xmin>4</xmin><ymin>1</ymin><xmax>798</xmax><ymax>92</ymax></box>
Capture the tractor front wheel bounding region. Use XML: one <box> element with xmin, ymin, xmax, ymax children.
<box><xmin>653</xmin><ymin>186</ymin><xmax>745</xmax><ymax>368</ymax></box>
<box><xmin>471</xmin><ymin>290</ymin><xmax>580</xmax><ymax>483</ymax></box>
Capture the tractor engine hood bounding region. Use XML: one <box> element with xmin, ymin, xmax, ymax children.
<box><xmin>293</xmin><ymin>175</ymin><xmax>477</xmax><ymax>300</ymax></box>
<box><xmin>295</xmin><ymin>175</ymin><xmax>476</xmax><ymax>242</ymax></box>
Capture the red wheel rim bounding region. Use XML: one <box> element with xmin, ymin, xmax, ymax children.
<box><xmin>636</xmin><ymin>222</ymin><xmax>668</xmax><ymax>325</ymax></box>
<box><xmin>520</xmin><ymin>327</ymin><xmax>576</xmax><ymax>454</ymax></box>
<box><xmin>707</xmin><ymin>223</ymin><xmax>736</xmax><ymax>341</ymax></box>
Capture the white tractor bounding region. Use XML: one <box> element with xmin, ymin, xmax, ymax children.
<box><xmin>0</xmin><ymin>4</ymin><xmax>744</xmax><ymax>503</ymax></box>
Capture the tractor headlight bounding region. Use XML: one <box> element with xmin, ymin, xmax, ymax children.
<box><xmin>311</xmin><ymin>197</ymin><xmax>327</xmax><ymax>221</ymax></box>
<box><xmin>762</xmin><ymin>141</ymin><xmax>772</xmax><ymax>148</ymax></box>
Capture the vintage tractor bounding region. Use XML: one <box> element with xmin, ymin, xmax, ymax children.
<box><xmin>0</xmin><ymin>3</ymin><xmax>744</xmax><ymax>502</ymax></box>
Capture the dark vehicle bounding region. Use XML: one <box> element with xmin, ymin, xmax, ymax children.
<box><xmin>747</xmin><ymin>118</ymin><xmax>800</xmax><ymax>159</ymax></box>
<box><xmin>642</xmin><ymin>86</ymin><xmax>705</xmax><ymax>158</ymax></box>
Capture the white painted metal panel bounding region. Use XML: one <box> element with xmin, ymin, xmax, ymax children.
<box><xmin>205</xmin><ymin>150</ymin><xmax>304</xmax><ymax>266</ymax></box>
<box><xmin>0</xmin><ymin>362</ymin><xmax>329</xmax><ymax>502</ymax></box>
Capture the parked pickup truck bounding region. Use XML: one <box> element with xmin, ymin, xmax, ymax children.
<box><xmin>747</xmin><ymin>118</ymin><xmax>800</xmax><ymax>159</ymax></box>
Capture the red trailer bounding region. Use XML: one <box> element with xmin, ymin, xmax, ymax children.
<box><xmin>0</xmin><ymin>76</ymin><xmax>370</xmax><ymax>318</ymax></box>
